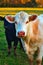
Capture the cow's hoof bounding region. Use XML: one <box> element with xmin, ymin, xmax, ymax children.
<box><xmin>6</xmin><ymin>52</ymin><xmax>11</xmax><ymax>57</ymax></box>
<box><xmin>14</xmin><ymin>52</ymin><xmax>17</xmax><ymax>56</ymax></box>
<box><xmin>6</xmin><ymin>54</ymin><xmax>10</xmax><ymax>57</ymax></box>
<box><xmin>20</xmin><ymin>47</ymin><xmax>25</xmax><ymax>52</ymax></box>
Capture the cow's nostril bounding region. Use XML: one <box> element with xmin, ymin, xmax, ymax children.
<box><xmin>18</xmin><ymin>31</ymin><xmax>25</xmax><ymax>36</ymax></box>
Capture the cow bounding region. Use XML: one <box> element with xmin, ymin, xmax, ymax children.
<box><xmin>7</xmin><ymin>11</ymin><xmax>43</xmax><ymax>65</ymax></box>
<box><xmin>4</xmin><ymin>15</ymin><xmax>23</xmax><ymax>56</ymax></box>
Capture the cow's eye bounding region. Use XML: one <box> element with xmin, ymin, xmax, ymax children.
<box><xmin>15</xmin><ymin>21</ymin><xmax>17</xmax><ymax>24</ymax></box>
<box><xmin>26</xmin><ymin>21</ymin><xmax>29</xmax><ymax>24</ymax></box>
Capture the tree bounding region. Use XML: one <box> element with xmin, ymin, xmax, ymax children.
<box><xmin>31</xmin><ymin>0</ymin><xmax>37</xmax><ymax>7</ymax></box>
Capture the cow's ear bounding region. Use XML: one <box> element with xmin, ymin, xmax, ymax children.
<box><xmin>29</xmin><ymin>15</ymin><xmax>37</xmax><ymax>21</ymax></box>
<box><xmin>7</xmin><ymin>15</ymin><xmax>15</xmax><ymax>22</ymax></box>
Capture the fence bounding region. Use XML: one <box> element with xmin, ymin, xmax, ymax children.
<box><xmin>0</xmin><ymin>8</ymin><xmax>43</xmax><ymax>17</ymax></box>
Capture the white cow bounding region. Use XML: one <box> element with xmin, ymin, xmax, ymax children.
<box><xmin>7</xmin><ymin>11</ymin><xmax>43</xmax><ymax>65</ymax></box>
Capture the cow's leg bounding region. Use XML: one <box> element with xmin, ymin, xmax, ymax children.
<box><xmin>5</xmin><ymin>30</ymin><xmax>12</xmax><ymax>56</ymax></box>
<box><xmin>27</xmin><ymin>52</ymin><xmax>33</xmax><ymax>65</ymax></box>
<box><xmin>36</xmin><ymin>59</ymin><xmax>42</xmax><ymax>65</ymax></box>
<box><xmin>25</xmin><ymin>43</ymin><xmax>34</xmax><ymax>65</ymax></box>
<box><xmin>14</xmin><ymin>37</ymin><xmax>18</xmax><ymax>56</ymax></box>
<box><xmin>7</xmin><ymin>41</ymin><xmax>12</xmax><ymax>55</ymax></box>
<box><xmin>29</xmin><ymin>55</ymin><xmax>33</xmax><ymax>65</ymax></box>
<box><xmin>29</xmin><ymin>59</ymin><xmax>33</xmax><ymax>65</ymax></box>
<box><xmin>19</xmin><ymin>38</ymin><xmax>24</xmax><ymax>51</ymax></box>
<box><xmin>36</xmin><ymin>46</ymin><xmax>43</xmax><ymax>65</ymax></box>
<box><xmin>19</xmin><ymin>38</ymin><xmax>23</xmax><ymax>49</ymax></box>
<box><xmin>20</xmin><ymin>39</ymin><xmax>26</xmax><ymax>51</ymax></box>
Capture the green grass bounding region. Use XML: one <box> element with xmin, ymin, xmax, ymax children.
<box><xmin>0</xmin><ymin>10</ymin><xmax>43</xmax><ymax>65</ymax></box>
<box><xmin>0</xmin><ymin>21</ymin><xmax>29</xmax><ymax>65</ymax></box>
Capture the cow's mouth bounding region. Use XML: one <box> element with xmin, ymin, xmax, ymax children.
<box><xmin>18</xmin><ymin>31</ymin><xmax>25</xmax><ymax>38</ymax></box>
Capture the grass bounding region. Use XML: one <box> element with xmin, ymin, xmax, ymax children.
<box><xmin>0</xmin><ymin>21</ymin><xmax>29</xmax><ymax>65</ymax></box>
<box><xmin>0</xmin><ymin>10</ymin><xmax>43</xmax><ymax>65</ymax></box>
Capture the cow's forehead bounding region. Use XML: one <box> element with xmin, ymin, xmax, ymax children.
<box><xmin>15</xmin><ymin>11</ymin><xmax>29</xmax><ymax>22</ymax></box>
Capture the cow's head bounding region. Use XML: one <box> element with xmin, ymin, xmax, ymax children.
<box><xmin>14</xmin><ymin>11</ymin><xmax>30</xmax><ymax>37</ymax></box>
<box><xmin>14</xmin><ymin>11</ymin><xmax>38</xmax><ymax>38</ymax></box>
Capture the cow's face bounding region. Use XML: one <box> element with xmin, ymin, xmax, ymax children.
<box><xmin>14</xmin><ymin>11</ymin><xmax>30</xmax><ymax>37</ymax></box>
<box><xmin>15</xmin><ymin>12</ymin><xmax>38</xmax><ymax>38</ymax></box>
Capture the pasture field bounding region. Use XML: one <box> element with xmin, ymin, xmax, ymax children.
<box><xmin>0</xmin><ymin>10</ymin><xmax>43</xmax><ymax>65</ymax></box>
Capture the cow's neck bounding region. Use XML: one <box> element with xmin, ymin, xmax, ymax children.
<box><xmin>28</xmin><ymin>21</ymin><xmax>39</xmax><ymax>42</ymax></box>
<box><xmin>23</xmin><ymin>36</ymin><xmax>29</xmax><ymax>43</ymax></box>
<box><xmin>32</xmin><ymin>20</ymin><xmax>39</xmax><ymax>35</ymax></box>
<box><xmin>23</xmin><ymin>21</ymin><xmax>40</xmax><ymax>46</ymax></box>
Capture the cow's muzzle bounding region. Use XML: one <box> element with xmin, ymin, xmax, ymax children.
<box><xmin>18</xmin><ymin>31</ymin><xmax>25</xmax><ymax>37</ymax></box>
